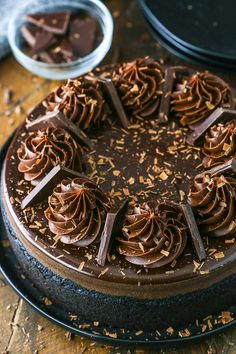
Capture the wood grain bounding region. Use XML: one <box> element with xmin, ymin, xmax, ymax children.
<box><xmin>1</xmin><ymin>1</ymin><xmax>236</xmax><ymax>353</ymax></box>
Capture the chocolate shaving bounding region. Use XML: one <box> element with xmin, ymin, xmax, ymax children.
<box><xmin>197</xmin><ymin>159</ymin><xmax>236</xmax><ymax>178</ymax></box>
<box><xmin>187</xmin><ymin>108</ymin><xmax>236</xmax><ymax>145</ymax></box>
<box><xmin>181</xmin><ymin>204</ymin><xmax>207</xmax><ymax>261</ymax></box>
<box><xmin>158</xmin><ymin>66</ymin><xmax>195</xmax><ymax>123</ymax></box>
<box><xmin>97</xmin><ymin>199</ymin><xmax>129</xmax><ymax>266</ymax></box>
<box><xmin>21</xmin><ymin>165</ymin><xmax>86</xmax><ymax>209</ymax></box>
<box><xmin>26</xmin><ymin>110</ymin><xmax>93</xmax><ymax>149</ymax></box>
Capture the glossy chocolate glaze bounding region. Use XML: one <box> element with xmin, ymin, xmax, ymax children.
<box><xmin>3</xmin><ymin>110</ymin><xmax>236</xmax><ymax>289</ymax></box>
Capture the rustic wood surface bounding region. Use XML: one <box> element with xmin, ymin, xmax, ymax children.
<box><xmin>1</xmin><ymin>1</ymin><xmax>236</xmax><ymax>353</ymax></box>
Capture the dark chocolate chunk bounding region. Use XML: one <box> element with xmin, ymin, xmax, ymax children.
<box><xmin>158</xmin><ymin>66</ymin><xmax>195</xmax><ymax>123</ymax></box>
<box><xmin>32</xmin><ymin>31</ymin><xmax>55</xmax><ymax>54</ymax></box>
<box><xmin>97</xmin><ymin>199</ymin><xmax>129</xmax><ymax>266</ymax></box>
<box><xmin>86</xmin><ymin>75</ymin><xmax>129</xmax><ymax>129</ymax></box>
<box><xmin>187</xmin><ymin>108</ymin><xmax>236</xmax><ymax>145</ymax></box>
<box><xmin>37</xmin><ymin>50</ymin><xmax>64</xmax><ymax>64</ymax></box>
<box><xmin>27</xmin><ymin>11</ymin><xmax>71</xmax><ymax>35</ymax></box>
<box><xmin>21</xmin><ymin>25</ymin><xmax>38</xmax><ymax>47</ymax></box>
<box><xmin>60</xmin><ymin>38</ymin><xmax>74</xmax><ymax>61</ymax></box>
<box><xmin>181</xmin><ymin>204</ymin><xmax>207</xmax><ymax>262</ymax></box>
<box><xmin>69</xmin><ymin>17</ymin><xmax>97</xmax><ymax>57</ymax></box>
<box><xmin>197</xmin><ymin>159</ymin><xmax>236</xmax><ymax>178</ymax></box>
<box><xmin>21</xmin><ymin>165</ymin><xmax>86</xmax><ymax>209</ymax></box>
<box><xmin>26</xmin><ymin>110</ymin><xmax>93</xmax><ymax>149</ymax></box>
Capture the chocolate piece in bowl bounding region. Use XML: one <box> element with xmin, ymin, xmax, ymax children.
<box><xmin>3</xmin><ymin>58</ymin><xmax>236</xmax><ymax>334</ymax></box>
<box><xmin>69</xmin><ymin>16</ymin><xmax>98</xmax><ymax>57</ymax></box>
<box><xmin>27</xmin><ymin>11</ymin><xmax>71</xmax><ymax>35</ymax></box>
<box><xmin>21</xmin><ymin>11</ymin><xmax>102</xmax><ymax>64</ymax></box>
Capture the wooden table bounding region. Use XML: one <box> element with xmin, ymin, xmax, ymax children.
<box><xmin>1</xmin><ymin>1</ymin><xmax>236</xmax><ymax>353</ymax></box>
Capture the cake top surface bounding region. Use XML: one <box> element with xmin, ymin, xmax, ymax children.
<box><xmin>2</xmin><ymin>57</ymin><xmax>236</xmax><ymax>285</ymax></box>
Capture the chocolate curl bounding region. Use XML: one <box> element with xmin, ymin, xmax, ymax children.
<box><xmin>21</xmin><ymin>165</ymin><xmax>86</xmax><ymax>209</ymax></box>
<box><xmin>158</xmin><ymin>66</ymin><xmax>195</xmax><ymax>123</ymax></box>
<box><xmin>26</xmin><ymin>110</ymin><xmax>93</xmax><ymax>149</ymax></box>
<box><xmin>197</xmin><ymin>159</ymin><xmax>236</xmax><ymax>178</ymax></box>
<box><xmin>97</xmin><ymin>199</ymin><xmax>129</xmax><ymax>266</ymax></box>
<box><xmin>187</xmin><ymin>108</ymin><xmax>236</xmax><ymax>145</ymax></box>
<box><xmin>181</xmin><ymin>204</ymin><xmax>207</xmax><ymax>261</ymax></box>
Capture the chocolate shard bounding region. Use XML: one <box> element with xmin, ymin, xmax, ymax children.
<box><xmin>27</xmin><ymin>11</ymin><xmax>71</xmax><ymax>35</ymax></box>
<box><xmin>69</xmin><ymin>17</ymin><xmax>98</xmax><ymax>57</ymax></box>
<box><xmin>21</xmin><ymin>25</ymin><xmax>38</xmax><ymax>47</ymax></box>
<box><xmin>26</xmin><ymin>109</ymin><xmax>93</xmax><ymax>149</ymax></box>
<box><xmin>32</xmin><ymin>31</ymin><xmax>55</xmax><ymax>54</ymax></box>
<box><xmin>60</xmin><ymin>38</ymin><xmax>74</xmax><ymax>61</ymax></box>
<box><xmin>86</xmin><ymin>75</ymin><xmax>129</xmax><ymax>129</ymax></box>
<box><xmin>181</xmin><ymin>204</ymin><xmax>207</xmax><ymax>262</ymax></box>
<box><xmin>158</xmin><ymin>66</ymin><xmax>195</xmax><ymax>123</ymax></box>
<box><xmin>37</xmin><ymin>50</ymin><xmax>64</xmax><ymax>64</ymax></box>
<box><xmin>97</xmin><ymin>199</ymin><xmax>129</xmax><ymax>266</ymax></box>
<box><xmin>21</xmin><ymin>165</ymin><xmax>86</xmax><ymax>209</ymax></box>
<box><xmin>187</xmin><ymin>108</ymin><xmax>236</xmax><ymax>145</ymax></box>
<box><xmin>197</xmin><ymin>159</ymin><xmax>236</xmax><ymax>178</ymax></box>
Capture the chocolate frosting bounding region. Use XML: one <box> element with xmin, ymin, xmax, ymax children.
<box><xmin>45</xmin><ymin>178</ymin><xmax>110</xmax><ymax>246</ymax></box>
<box><xmin>45</xmin><ymin>79</ymin><xmax>105</xmax><ymax>130</ymax></box>
<box><xmin>117</xmin><ymin>202</ymin><xmax>187</xmax><ymax>268</ymax></box>
<box><xmin>17</xmin><ymin>127</ymin><xmax>83</xmax><ymax>186</ymax></box>
<box><xmin>202</xmin><ymin>120</ymin><xmax>236</xmax><ymax>168</ymax></box>
<box><xmin>112</xmin><ymin>57</ymin><xmax>164</xmax><ymax>119</ymax></box>
<box><xmin>171</xmin><ymin>72</ymin><xmax>232</xmax><ymax>126</ymax></box>
<box><xmin>189</xmin><ymin>174</ymin><xmax>236</xmax><ymax>237</ymax></box>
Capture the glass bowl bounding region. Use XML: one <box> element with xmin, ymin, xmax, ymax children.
<box><xmin>8</xmin><ymin>0</ymin><xmax>113</xmax><ymax>80</ymax></box>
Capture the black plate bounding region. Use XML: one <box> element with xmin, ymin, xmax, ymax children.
<box><xmin>1</xmin><ymin>135</ymin><xmax>236</xmax><ymax>347</ymax></box>
<box><xmin>139</xmin><ymin>0</ymin><xmax>236</xmax><ymax>61</ymax></box>
<box><xmin>142</xmin><ymin>16</ymin><xmax>236</xmax><ymax>71</ymax></box>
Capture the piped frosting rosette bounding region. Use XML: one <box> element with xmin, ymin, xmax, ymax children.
<box><xmin>117</xmin><ymin>202</ymin><xmax>187</xmax><ymax>268</ymax></box>
<box><xmin>112</xmin><ymin>57</ymin><xmax>164</xmax><ymax>119</ymax></box>
<box><xmin>189</xmin><ymin>173</ymin><xmax>236</xmax><ymax>237</ymax></box>
<box><xmin>45</xmin><ymin>178</ymin><xmax>110</xmax><ymax>246</ymax></box>
<box><xmin>17</xmin><ymin>127</ymin><xmax>83</xmax><ymax>186</ymax></box>
<box><xmin>171</xmin><ymin>72</ymin><xmax>232</xmax><ymax>126</ymax></box>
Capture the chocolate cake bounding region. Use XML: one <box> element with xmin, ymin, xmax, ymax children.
<box><xmin>2</xmin><ymin>57</ymin><xmax>236</xmax><ymax>334</ymax></box>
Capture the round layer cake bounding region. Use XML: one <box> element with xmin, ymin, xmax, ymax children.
<box><xmin>2</xmin><ymin>57</ymin><xmax>236</xmax><ymax>333</ymax></box>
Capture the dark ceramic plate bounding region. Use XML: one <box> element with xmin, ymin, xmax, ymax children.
<box><xmin>142</xmin><ymin>15</ymin><xmax>236</xmax><ymax>72</ymax></box>
<box><xmin>139</xmin><ymin>0</ymin><xmax>236</xmax><ymax>61</ymax></box>
<box><xmin>1</xmin><ymin>134</ymin><xmax>236</xmax><ymax>347</ymax></box>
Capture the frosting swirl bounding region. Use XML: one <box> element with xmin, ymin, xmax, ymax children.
<box><xmin>117</xmin><ymin>202</ymin><xmax>187</xmax><ymax>268</ymax></box>
<box><xmin>45</xmin><ymin>178</ymin><xmax>110</xmax><ymax>246</ymax></box>
<box><xmin>112</xmin><ymin>57</ymin><xmax>164</xmax><ymax>119</ymax></box>
<box><xmin>189</xmin><ymin>174</ymin><xmax>236</xmax><ymax>237</ymax></box>
<box><xmin>202</xmin><ymin>120</ymin><xmax>236</xmax><ymax>168</ymax></box>
<box><xmin>171</xmin><ymin>72</ymin><xmax>232</xmax><ymax>126</ymax></box>
<box><xmin>45</xmin><ymin>78</ymin><xmax>105</xmax><ymax>130</ymax></box>
<box><xmin>17</xmin><ymin>127</ymin><xmax>83</xmax><ymax>186</ymax></box>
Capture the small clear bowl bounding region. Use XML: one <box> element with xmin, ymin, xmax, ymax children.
<box><xmin>8</xmin><ymin>0</ymin><xmax>113</xmax><ymax>80</ymax></box>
